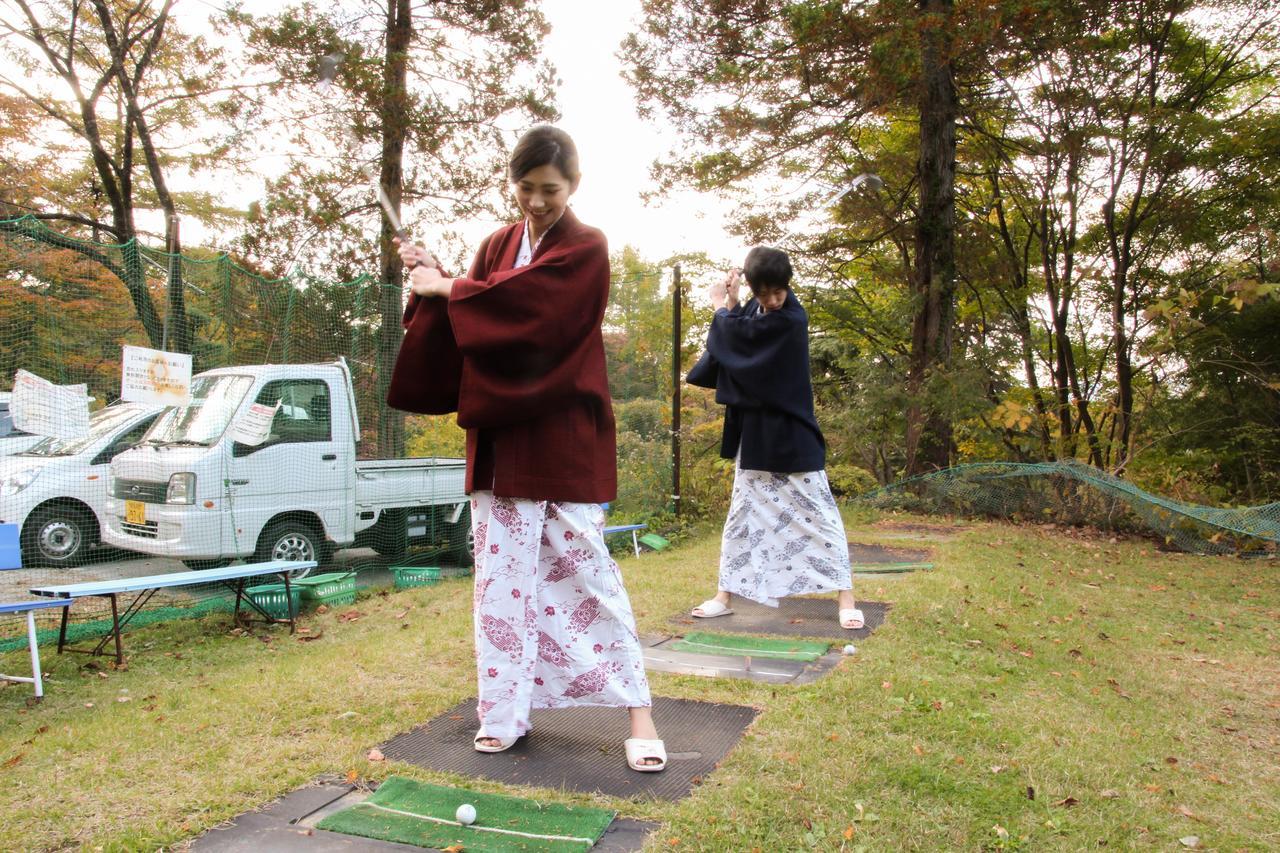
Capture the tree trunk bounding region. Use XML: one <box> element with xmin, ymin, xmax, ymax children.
<box><xmin>376</xmin><ymin>0</ymin><xmax>411</xmax><ymax>458</ymax></box>
<box><xmin>904</xmin><ymin>0</ymin><xmax>958</xmax><ymax>476</ymax></box>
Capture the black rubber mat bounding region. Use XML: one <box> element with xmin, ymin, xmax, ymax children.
<box><xmin>847</xmin><ymin>542</ymin><xmax>930</xmax><ymax>563</ymax></box>
<box><xmin>379</xmin><ymin>696</ymin><xmax>758</xmax><ymax>801</ymax></box>
<box><xmin>670</xmin><ymin>597</ymin><xmax>890</xmax><ymax>641</ymax></box>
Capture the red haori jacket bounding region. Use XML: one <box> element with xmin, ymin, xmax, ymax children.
<box><xmin>387</xmin><ymin>208</ymin><xmax>617</xmax><ymax>503</ymax></box>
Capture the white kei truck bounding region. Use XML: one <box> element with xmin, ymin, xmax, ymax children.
<box><xmin>102</xmin><ymin>361</ymin><xmax>469</xmax><ymax>575</ymax></box>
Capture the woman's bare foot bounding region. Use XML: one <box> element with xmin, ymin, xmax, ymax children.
<box><xmin>628</xmin><ymin>706</ymin><xmax>661</xmax><ymax>766</ymax></box>
<box><xmin>837</xmin><ymin>589</ymin><xmax>864</xmax><ymax>629</ymax></box>
<box><xmin>691</xmin><ymin>591</ymin><xmax>732</xmax><ymax>618</ymax></box>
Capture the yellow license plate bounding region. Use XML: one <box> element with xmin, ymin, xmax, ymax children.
<box><xmin>125</xmin><ymin>500</ymin><xmax>146</xmax><ymax>525</ymax></box>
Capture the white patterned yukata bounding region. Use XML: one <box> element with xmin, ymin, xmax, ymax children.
<box><xmin>471</xmin><ymin>490</ymin><xmax>652</xmax><ymax>739</ymax></box>
<box><xmin>718</xmin><ymin>458</ymin><xmax>853</xmax><ymax>607</ymax></box>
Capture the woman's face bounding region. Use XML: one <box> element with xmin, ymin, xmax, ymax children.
<box><xmin>512</xmin><ymin>163</ymin><xmax>576</xmax><ymax>231</ymax></box>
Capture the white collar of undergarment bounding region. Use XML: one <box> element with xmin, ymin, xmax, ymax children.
<box><xmin>515</xmin><ymin>211</ymin><xmax>566</xmax><ymax>269</ymax></box>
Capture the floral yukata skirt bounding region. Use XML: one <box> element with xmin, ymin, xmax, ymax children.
<box><xmin>718</xmin><ymin>462</ymin><xmax>853</xmax><ymax>607</ymax></box>
<box><xmin>470</xmin><ymin>491</ymin><xmax>652</xmax><ymax>740</ymax></box>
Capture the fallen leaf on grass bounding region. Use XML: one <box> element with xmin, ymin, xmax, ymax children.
<box><xmin>344</xmin><ymin>769</ymin><xmax>359</xmax><ymax>785</ymax></box>
<box><xmin>395</xmin><ymin>608</ymin><xmax>412</xmax><ymax>619</ymax></box>
<box><xmin>1100</xmin><ymin>789</ymin><xmax>1120</xmax><ymax>799</ymax></box>
<box><xmin>881</xmin><ymin>681</ymin><xmax>893</xmax><ymax>690</ymax></box>
<box><xmin>990</xmin><ymin>765</ymin><xmax>1006</xmax><ymax>774</ymax></box>
<box><xmin>442</xmin><ymin>846</ymin><xmax>465</xmax><ymax>853</ymax></box>
<box><xmin>1107</xmin><ymin>679</ymin><xmax>1132</xmax><ymax>699</ymax></box>
<box><xmin>1143</xmin><ymin>783</ymin><xmax>1163</xmax><ymax>793</ymax></box>
<box><xmin>3</xmin><ymin>753</ymin><xmax>24</xmax><ymax>768</ymax></box>
<box><xmin>338</xmin><ymin>609</ymin><xmax>364</xmax><ymax>623</ymax></box>
<box><xmin>1054</xmin><ymin>796</ymin><xmax>1079</xmax><ymax>807</ymax></box>
<box><xmin>912</xmin><ymin>744</ymin><xmax>924</xmax><ymax>755</ymax></box>
<box><xmin>1176</xmin><ymin>804</ymin><xmax>1200</xmax><ymax>821</ymax></box>
<box><xmin>296</xmin><ymin>629</ymin><xmax>324</xmax><ymax>642</ymax></box>
<box><xmin>844</xmin><ymin>825</ymin><xmax>855</xmax><ymax>840</ymax></box>
<box><xmin>1179</xmin><ymin>836</ymin><xmax>1200</xmax><ymax>848</ymax></box>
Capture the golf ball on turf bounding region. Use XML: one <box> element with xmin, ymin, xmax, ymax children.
<box><xmin>456</xmin><ymin>803</ymin><xmax>476</xmax><ymax>825</ymax></box>
<box><xmin>842</xmin><ymin>644</ymin><xmax>857</xmax><ymax>655</ymax></box>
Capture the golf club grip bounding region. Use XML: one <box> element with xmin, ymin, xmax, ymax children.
<box><xmin>395</xmin><ymin>228</ymin><xmax>423</xmax><ymax>269</ymax></box>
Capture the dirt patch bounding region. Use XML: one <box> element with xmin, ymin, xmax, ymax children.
<box><xmin>872</xmin><ymin>520</ymin><xmax>959</xmax><ymax>536</ymax></box>
<box><xmin>847</xmin><ymin>542</ymin><xmax>931</xmax><ymax>564</ymax></box>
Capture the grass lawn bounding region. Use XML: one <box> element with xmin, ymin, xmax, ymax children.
<box><xmin>1</xmin><ymin>509</ymin><xmax>1277</xmax><ymax>851</ymax></box>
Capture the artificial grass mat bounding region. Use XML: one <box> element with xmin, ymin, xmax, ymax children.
<box><xmin>316</xmin><ymin>775</ymin><xmax>615</xmax><ymax>852</ymax></box>
<box><xmin>667</xmin><ymin>631</ymin><xmax>830</xmax><ymax>661</ymax></box>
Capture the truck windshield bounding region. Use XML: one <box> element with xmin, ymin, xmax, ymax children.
<box><xmin>141</xmin><ymin>374</ymin><xmax>253</xmax><ymax>447</ymax></box>
<box><xmin>19</xmin><ymin>404</ymin><xmax>150</xmax><ymax>458</ymax></box>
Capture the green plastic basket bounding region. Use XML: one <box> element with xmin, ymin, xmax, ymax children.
<box><xmin>292</xmin><ymin>572</ymin><xmax>357</xmax><ymax>607</ymax></box>
<box><xmin>244</xmin><ymin>582</ymin><xmax>301</xmax><ymax>619</ymax></box>
<box><xmin>391</xmin><ymin>566</ymin><xmax>442</xmax><ymax>589</ymax></box>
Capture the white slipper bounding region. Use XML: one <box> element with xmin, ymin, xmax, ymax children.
<box><xmin>474</xmin><ymin>729</ymin><xmax>520</xmax><ymax>753</ymax></box>
<box><xmin>691</xmin><ymin>598</ymin><xmax>733</xmax><ymax>618</ymax></box>
<box><xmin>840</xmin><ymin>607</ymin><xmax>866</xmax><ymax>630</ymax></box>
<box><xmin>624</xmin><ymin>737</ymin><xmax>667</xmax><ymax>772</ymax></box>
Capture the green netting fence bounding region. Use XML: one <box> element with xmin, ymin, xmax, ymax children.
<box><xmin>0</xmin><ymin>213</ymin><xmax>476</xmax><ymax>649</ymax></box>
<box><xmin>859</xmin><ymin>461</ymin><xmax>1280</xmax><ymax>556</ymax></box>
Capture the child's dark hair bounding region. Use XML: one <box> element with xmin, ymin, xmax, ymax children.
<box><xmin>742</xmin><ymin>246</ymin><xmax>792</xmax><ymax>293</ymax></box>
<box><xmin>509</xmin><ymin>125</ymin><xmax>580</xmax><ymax>184</ymax></box>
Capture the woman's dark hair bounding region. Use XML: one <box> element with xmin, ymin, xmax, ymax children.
<box><xmin>742</xmin><ymin>246</ymin><xmax>793</xmax><ymax>293</ymax></box>
<box><xmin>508</xmin><ymin>125</ymin><xmax>580</xmax><ymax>184</ymax></box>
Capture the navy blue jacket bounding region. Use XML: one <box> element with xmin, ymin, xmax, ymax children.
<box><xmin>686</xmin><ymin>290</ymin><xmax>826</xmax><ymax>473</ymax></box>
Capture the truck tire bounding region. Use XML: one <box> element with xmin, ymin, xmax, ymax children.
<box><xmin>370</xmin><ymin>509</ymin><xmax>408</xmax><ymax>559</ymax></box>
<box><xmin>254</xmin><ymin>519</ymin><xmax>328</xmax><ymax>578</ymax></box>
<box><xmin>22</xmin><ymin>503</ymin><xmax>96</xmax><ymax>567</ymax></box>
<box><xmin>449</xmin><ymin>507</ymin><xmax>474</xmax><ymax>568</ymax></box>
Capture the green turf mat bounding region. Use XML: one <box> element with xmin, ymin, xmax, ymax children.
<box><xmin>316</xmin><ymin>775</ymin><xmax>615</xmax><ymax>852</ymax></box>
<box><xmin>668</xmin><ymin>631</ymin><xmax>830</xmax><ymax>661</ymax></box>
<box><xmin>0</xmin><ymin>598</ymin><xmax>234</xmax><ymax>654</ymax></box>
<box><xmin>851</xmin><ymin>562</ymin><xmax>934</xmax><ymax>574</ymax></box>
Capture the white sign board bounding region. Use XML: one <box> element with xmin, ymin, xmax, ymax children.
<box><xmin>121</xmin><ymin>345</ymin><xmax>192</xmax><ymax>406</ymax></box>
<box><xmin>230</xmin><ymin>401</ymin><xmax>280</xmax><ymax>447</ymax></box>
<box><xmin>11</xmin><ymin>369</ymin><xmax>91</xmax><ymax>439</ymax></box>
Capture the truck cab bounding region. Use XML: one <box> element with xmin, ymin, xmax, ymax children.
<box><xmin>103</xmin><ymin>361</ymin><xmax>467</xmax><ymax>572</ymax></box>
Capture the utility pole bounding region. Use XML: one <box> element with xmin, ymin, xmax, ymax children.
<box><xmin>671</xmin><ymin>263</ymin><xmax>682</xmax><ymax>516</ymax></box>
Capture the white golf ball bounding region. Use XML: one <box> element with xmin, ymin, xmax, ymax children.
<box><xmin>455</xmin><ymin>803</ymin><xmax>476</xmax><ymax>826</ymax></box>
<box><xmin>842</xmin><ymin>644</ymin><xmax>857</xmax><ymax>656</ymax></box>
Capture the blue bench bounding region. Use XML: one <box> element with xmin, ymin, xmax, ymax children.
<box><xmin>29</xmin><ymin>559</ymin><xmax>316</xmax><ymax>665</ymax></box>
<box><xmin>603</xmin><ymin>523</ymin><xmax>648</xmax><ymax>558</ymax></box>
<box><xmin>0</xmin><ymin>598</ymin><xmax>74</xmax><ymax>699</ymax></box>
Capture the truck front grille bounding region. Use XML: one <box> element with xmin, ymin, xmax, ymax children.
<box><xmin>113</xmin><ymin>479</ymin><xmax>167</xmax><ymax>503</ymax></box>
<box><xmin>121</xmin><ymin>519</ymin><xmax>159</xmax><ymax>539</ymax></box>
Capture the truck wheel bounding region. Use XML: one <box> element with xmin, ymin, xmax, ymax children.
<box><xmin>22</xmin><ymin>504</ymin><xmax>95</xmax><ymax>567</ymax></box>
<box><xmin>254</xmin><ymin>519</ymin><xmax>328</xmax><ymax>578</ymax></box>
<box><xmin>370</xmin><ymin>509</ymin><xmax>408</xmax><ymax>559</ymax></box>
<box><xmin>450</xmin><ymin>514</ymin><xmax>475</xmax><ymax>568</ymax></box>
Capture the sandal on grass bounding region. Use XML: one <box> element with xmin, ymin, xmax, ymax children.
<box><xmin>624</xmin><ymin>737</ymin><xmax>667</xmax><ymax>772</ymax></box>
<box><xmin>691</xmin><ymin>598</ymin><xmax>733</xmax><ymax>618</ymax></box>
<box><xmin>840</xmin><ymin>607</ymin><xmax>866</xmax><ymax>630</ymax></box>
<box><xmin>474</xmin><ymin>729</ymin><xmax>521</xmax><ymax>753</ymax></box>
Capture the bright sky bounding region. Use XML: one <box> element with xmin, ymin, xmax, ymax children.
<box><xmin>4</xmin><ymin>2</ymin><xmax>745</xmax><ymax>276</ymax></box>
<box><xmin>537</xmin><ymin>0</ymin><xmax>740</xmax><ymax>265</ymax></box>
<box><xmin>160</xmin><ymin>0</ymin><xmax>743</xmax><ymax>273</ymax></box>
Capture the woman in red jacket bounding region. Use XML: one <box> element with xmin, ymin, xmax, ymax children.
<box><xmin>388</xmin><ymin>126</ymin><xmax>664</xmax><ymax>772</ymax></box>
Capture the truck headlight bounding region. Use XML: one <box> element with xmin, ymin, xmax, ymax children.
<box><xmin>166</xmin><ymin>472</ymin><xmax>196</xmax><ymax>504</ymax></box>
<box><xmin>0</xmin><ymin>467</ymin><xmax>40</xmax><ymax>496</ymax></box>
